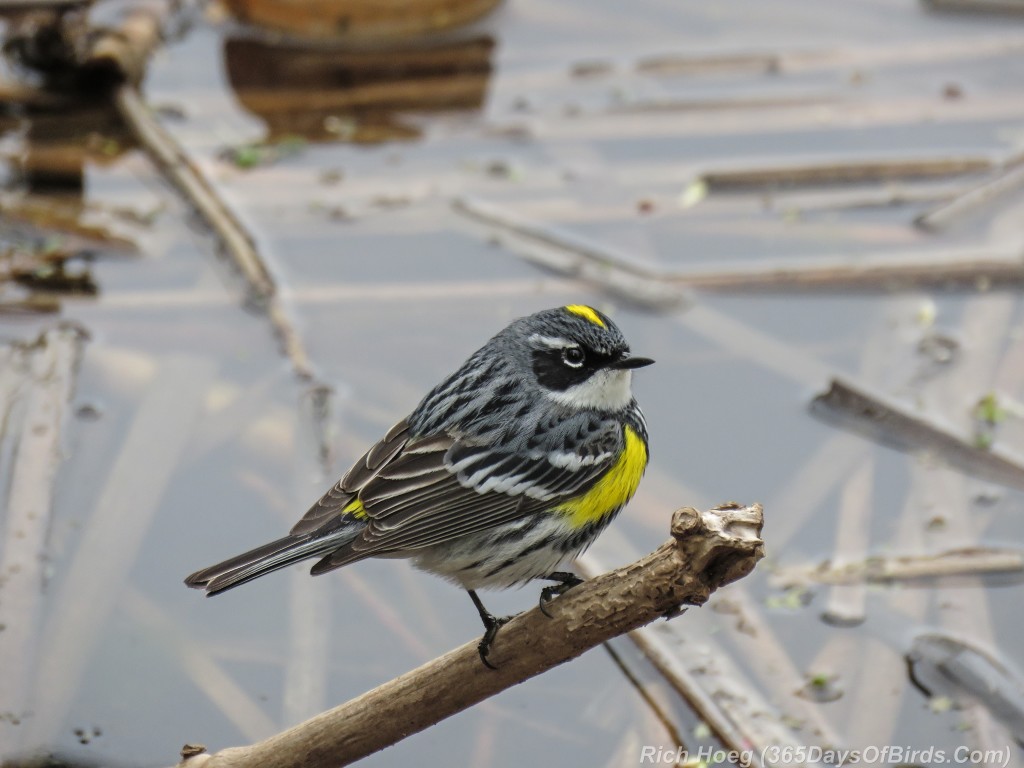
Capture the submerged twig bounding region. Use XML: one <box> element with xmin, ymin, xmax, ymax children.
<box><xmin>811</xmin><ymin>377</ymin><xmax>1024</xmax><ymax>492</ymax></box>
<box><xmin>174</xmin><ymin>504</ymin><xmax>764</xmax><ymax>768</ymax></box>
<box><xmin>663</xmin><ymin>248</ymin><xmax>1024</xmax><ymax>292</ymax></box>
<box><xmin>635</xmin><ymin>51</ymin><xmax>780</xmax><ymax>76</ymax></box>
<box><xmin>907</xmin><ymin>633</ymin><xmax>1024</xmax><ymax>744</ymax></box>
<box><xmin>773</xmin><ymin>547</ymin><xmax>1024</xmax><ymax>587</ymax></box>
<box><xmin>0</xmin><ymin>295</ymin><xmax>61</xmax><ymax>313</ymax></box>
<box><xmin>914</xmin><ymin>153</ymin><xmax>1024</xmax><ymax>231</ymax></box>
<box><xmin>719</xmin><ymin>586</ymin><xmax>848</xmax><ymax>745</ymax></box>
<box><xmin>579</xmin><ymin>533</ymin><xmax>840</xmax><ymax>768</ymax></box>
<box><xmin>770</xmin><ymin>181</ymin><xmax>961</xmax><ymax>213</ymax></box>
<box><xmin>0</xmin><ymin>194</ymin><xmax>138</xmax><ymax>252</ymax></box>
<box><xmin>602</xmin><ymin>641</ymin><xmax>689</xmax><ymax>753</ymax></box>
<box><xmin>113</xmin><ymin>85</ymin><xmax>270</xmax><ymax>296</ymax></box>
<box><xmin>608</xmin><ymin>93</ymin><xmax>832</xmax><ymax>115</ymax></box>
<box><xmin>283</xmin><ymin>388</ymin><xmax>336</xmax><ymax>724</ymax></box>
<box><xmin>822</xmin><ymin>457</ymin><xmax>873</xmax><ymax>626</ymax></box>
<box><xmin>26</xmin><ymin>355</ymin><xmax>217</xmax><ymax>749</ymax></box>
<box><xmin>621</xmin><ymin>623</ymin><xmax>770</xmax><ymax>762</ymax></box>
<box><xmin>0</xmin><ymin>0</ymin><xmax>88</xmax><ymax>9</ymax></box>
<box><xmin>4</xmin><ymin>0</ymin><xmax>322</xmax><ymax>386</ymax></box>
<box><xmin>837</xmin><ymin>470</ymin><xmax>931</xmax><ymax>746</ymax></box>
<box><xmin>453</xmin><ymin>196</ymin><xmax>686</xmax><ymax>309</ymax></box>
<box><xmin>114</xmin><ymin>88</ymin><xmax>320</xmax><ymax>385</ymax></box>
<box><xmin>821</xmin><ymin>302</ymin><xmax>899</xmax><ymax>628</ymax></box>
<box><xmin>927</xmin><ymin>298</ymin><xmax>1020</xmax><ymax>755</ymax></box>
<box><xmin>922</xmin><ymin>0</ymin><xmax>1024</xmax><ymax>15</ymax></box>
<box><xmin>0</xmin><ymin>324</ymin><xmax>87</xmax><ymax>743</ymax></box>
<box><xmin>699</xmin><ymin>156</ymin><xmax>993</xmax><ymax>191</ymax></box>
<box><xmin>111</xmin><ymin>87</ymin><xmax>271</xmax><ymax>292</ymax></box>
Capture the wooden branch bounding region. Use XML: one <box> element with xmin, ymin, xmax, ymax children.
<box><xmin>174</xmin><ymin>503</ymin><xmax>764</xmax><ymax>768</ymax></box>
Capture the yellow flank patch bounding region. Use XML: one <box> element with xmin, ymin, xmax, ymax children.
<box><xmin>564</xmin><ymin>304</ymin><xmax>605</xmax><ymax>328</ymax></box>
<box><xmin>343</xmin><ymin>497</ymin><xmax>368</xmax><ymax>519</ymax></box>
<box><xmin>556</xmin><ymin>426</ymin><xmax>647</xmax><ymax>528</ymax></box>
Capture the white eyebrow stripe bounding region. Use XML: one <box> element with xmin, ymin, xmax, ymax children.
<box><xmin>528</xmin><ymin>334</ymin><xmax>577</xmax><ymax>350</ymax></box>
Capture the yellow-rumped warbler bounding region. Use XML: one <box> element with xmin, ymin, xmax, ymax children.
<box><xmin>186</xmin><ymin>305</ymin><xmax>653</xmax><ymax>666</ymax></box>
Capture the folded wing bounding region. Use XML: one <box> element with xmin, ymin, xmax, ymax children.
<box><xmin>291</xmin><ymin>415</ymin><xmax>623</xmax><ymax>574</ymax></box>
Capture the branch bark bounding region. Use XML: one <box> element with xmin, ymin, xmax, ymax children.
<box><xmin>174</xmin><ymin>502</ymin><xmax>764</xmax><ymax>768</ymax></box>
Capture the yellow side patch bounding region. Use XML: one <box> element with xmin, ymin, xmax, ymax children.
<box><xmin>564</xmin><ymin>304</ymin><xmax>605</xmax><ymax>328</ymax></box>
<box><xmin>556</xmin><ymin>426</ymin><xmax>647</xmax><ymax>529</ymax></box>
<box><xmin>343</xmin><ymin>497</ymin><xmax>368</xmax><ymax>519</ymax></box>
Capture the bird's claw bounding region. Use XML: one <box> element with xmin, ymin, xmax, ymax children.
<box><xmin>477</xmin><ymin>614</ymin><xmax>513</xmax><ymax>669</ymax></box>
<box><xmin>538</xmin><ymin>572</ymin><xmax>584</xmax><ymax>617</ymax></box>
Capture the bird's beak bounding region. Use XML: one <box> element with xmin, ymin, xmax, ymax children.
<box><xmin>614</xmin><ymin>355</ymin><xmax>655</xmax><ymax>370</ymax></box>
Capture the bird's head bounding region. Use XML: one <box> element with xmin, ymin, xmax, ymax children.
<box><xmin>511</xmin><ymin>305</ymin><xmax>654</xmax><ymax>412</ymax></box>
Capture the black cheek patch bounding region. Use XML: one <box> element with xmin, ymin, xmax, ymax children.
<box><xmin>532</xmin><ymin>349</ymin><xmax>588</xmax><ymax>391</ymax></box>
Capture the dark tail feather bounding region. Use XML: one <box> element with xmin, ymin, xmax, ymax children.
<box><xmin>185</xmin><ymin>530</ymin><xmax>355</xmax><ymax>596</ymax></box>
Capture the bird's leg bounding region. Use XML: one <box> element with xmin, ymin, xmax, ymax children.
<box><xmin>538</xmin><ymin>571</ymin><xmax>584</xmax><ymax>617</ymax></box>
<box><xmin>467</xmin><ymin>589</ymin><xmax>514</xmax><ymax>670</ymax></box>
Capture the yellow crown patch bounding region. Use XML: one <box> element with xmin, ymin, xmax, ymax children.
<box><xmin>564</xmin><ymin>304</ymin><xmax>605</xmax><ymax>328</ymax></box>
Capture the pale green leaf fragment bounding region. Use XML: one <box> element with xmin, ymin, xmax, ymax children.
<box><xmin>679</xmin><ymin>179</ymin><xmax>708</xmax><ymax>209</ymax></box>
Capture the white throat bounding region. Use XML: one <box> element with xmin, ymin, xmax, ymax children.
<box><xmin>545</xmin><ymin>368</ymin><xmax>633</xmax><ymax>411</ymax></box>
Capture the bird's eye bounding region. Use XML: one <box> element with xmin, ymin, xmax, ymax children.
<box><xmin>561</xmin><ymin>347</ymin><xmax>585</xmax><ymax>368</ymax></box>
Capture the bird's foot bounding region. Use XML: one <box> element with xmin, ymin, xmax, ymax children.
<box><xmin>539</xmin><ymin>571</ymin><xmax>584</xmax><ymax>618</ymax></box>
<box><xmin>467</xmin><ymin>589</ymin><xmax>516</xmax><ymax>669</ymax></box>
<box><xmin>477</xmin><ymin>612</ymin><xmax>514</xmax><ymax>670</ymax></box>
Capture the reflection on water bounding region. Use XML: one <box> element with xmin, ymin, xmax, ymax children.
<box><xmin>0</xmin><ymin>104</ymin><xmax>136</xmax><ymax>314</ymax></box>
<box><xmin>223</xmin><ymin>35</ymin><xmax>494</xmax><ymax>143</ymax></box>
<box><xmin>3</xmin><ymin>0</ymin><xmax>1024</xmax><ymax>766</ymax></box>
<box><xmin>2</xmin><ymin>758</ymin><xmax>111</xmax><ymax>768</ymax></box>
<box><xmin>3</xmin><ymin>105</ymin><xmax>129</xmax><ymax>193</ymax></box>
